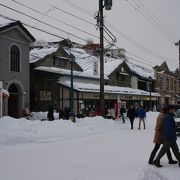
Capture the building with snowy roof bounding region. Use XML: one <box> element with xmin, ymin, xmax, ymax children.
<box><xmin>0</xmin><ymin>20</ymin><xmax>35</xmax><ymax>117</ymax></box>
<box><xmin>29</xmin><ymin>39</ymin><xmax>161</xmax><ymax>116</ymax></box>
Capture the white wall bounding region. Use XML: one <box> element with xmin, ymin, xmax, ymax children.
<box><xmin>131</xmin><ymin>76</ymin><xmax>138</xmax><ymax>89</ymax></box>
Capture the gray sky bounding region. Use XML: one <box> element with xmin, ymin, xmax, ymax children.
<box><xmin>0</xmin><ymin>0</ymin><xmax>180</xmax><ymax>70</ymax></box>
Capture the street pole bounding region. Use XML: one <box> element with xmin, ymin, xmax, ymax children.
<box><xmin>175</xmin><ymin>40</ymin><xmax>180</xmax><ymax>70</ymax></box>
<box><xmin>150</xmin><ymin>82</ymin><xmax>152</xmax><ymax>111</ymax></box>
<box><xmin>69</xmin><ymin>53</ymin><xmax>75</xmax><ymax>122</ymax></box>
<box><xmin>99</xmin><ymin>0</ymin><xmax>105</xmax><ymax>117</ymax></box>
<box><xmin>175</xmin><ymin>40</ymin><xmax>180</xmax><ymax>104</ymax></box>
<box><xmin>0</xmin><ymin>81</ymin><xmax>3</xmax><ymax>118</ymax></box>
<box><xmin>149</xmin><ymin>76</ymin><xmax>152</xmax><ymax>111</ymax></box>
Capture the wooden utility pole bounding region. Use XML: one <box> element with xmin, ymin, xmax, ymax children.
<box><xmin>99</xmin><ymin>0</ymin><xmax>105</xmax><ymax>117</ymax></box>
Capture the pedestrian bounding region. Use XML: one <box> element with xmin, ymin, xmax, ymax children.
<box><xmin>64</xmin><ymin>107</ymin><xmax>70</xmax><ymax>120</ymax></box>
<box><xmin>138</xmin><ymin>106</ymin><xmax>146</xmax><ymax>129</ymax></box>
<box><xmin>58</xmin><ymin>108</ymin><xmax>64</xmax><ymax>119</ymax></box>
<box><xmin>127</xmin><ymin>105</ymin><xmax>136</xmax><ymax>129</ymax></box>
<box><xmin>120</xmin><ymin>105</ymin><xmax>126</xmax><ymax>123</ymax></box>
<box><xmin>153</xmin><ymin>105</ymin><xmax>180</xmax><ymax>167</ymax></box>
<box><xmin>148</xmin><ymin>106</ymin><xmax>177</xmax><ymax>165</ymax></box>
<box><xmin>47</xmin><ymin>105</ymin><xmax>54</xmax><ymax>121</ymax></box>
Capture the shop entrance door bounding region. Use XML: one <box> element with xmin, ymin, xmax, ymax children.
<box><xmin>8</xmin><ymin>84</ymin><xmax>19</xmax><ymax>118</ymax></box>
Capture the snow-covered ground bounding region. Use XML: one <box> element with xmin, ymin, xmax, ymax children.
<box><xmin>0</xmin><ymin>112</ymin><xmax>180</xmax><ymax>180</ymax></box>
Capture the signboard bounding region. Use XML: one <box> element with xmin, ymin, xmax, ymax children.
<box><xmin>40</xmin><ymin>91</ymin><xmax>51</xmax><ymax>101</ymax></box>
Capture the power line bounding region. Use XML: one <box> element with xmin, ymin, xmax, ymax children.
<box><xmin>125</xmin><ymin>50</ymin><xmax>155</xmax><ymax>66</ymax></box>
<box><xmin>10</xmin><ymin>0</ymin><xmax>100</xmax><ymax>40</ymax></box>
<box><xmin>125</xmin><ymin>55</ymin><xmax>154</xmax><ymax>67</ymax></box>
<box><xmin>41</xmin><ymin>0</ymin><xmax>96</xmax><ymax>26</ymax></box>
<box><xmin>105</xmin><ymin>21</ymin><xmax>165</xmax><ymax>59</ymax></box>
<box><xmin>126</xmin><ymin>0</ymin><xmax>176</xmax><ymax>42</ymax></box>
<box><xmin>0</xmin><ymin>14</ymin><xmax>66</xmax><ymax>40</ymax></box>
<box><xmin>0</xmin><ymin>3</ymin><xmax>96</xmax><ymax>43</ymax></box>
<box><xmin>135</xmin><ymin>0</ymin><xmax>178</xmax><ymax>40</ymax></box>
<box><xmin>60</xmin><ymin>0</ymin><xmax>94</xmax><ymax>17</ymax></box>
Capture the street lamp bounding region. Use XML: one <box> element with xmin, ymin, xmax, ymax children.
<box><xmin>69</xmin><ymin>53</ymin><xmax>75</xmax><ymax>122</ymax></box>
<box><xmin>149</xmin><ymin>76</ymin><xmax>152</xmax><ymax>111</ymax></box>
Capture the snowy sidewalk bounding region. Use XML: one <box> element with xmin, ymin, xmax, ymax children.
<box><xmin>0</xmin><ymin>112</ymin><xmax>180</xmax><ymax>180</ymax></box>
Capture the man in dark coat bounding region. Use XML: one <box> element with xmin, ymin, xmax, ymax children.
<box><xmin>47</xmin><ymin>106</ymin><xmax>54</xmax><ymax>121</ymax></box>
<box><xmin>127</xmin><ymin>105</ymin><xmax>136</xmax><ymax>129</ymax></box>
<box><xmin>153</xmin><ymin>105</ymin><xmax>180</xmax><ymax>167</ymax></box>
<box><xmin>120</xmin><ymin>105</ymin><xmax>126</xmax><ymax>123</ymax></box>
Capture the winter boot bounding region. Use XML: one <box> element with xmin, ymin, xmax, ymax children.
<box><xmin>153</xmin><ymin>160</ymin><xmax>163</xmax><ymax>168</ymax></box>
<box><xmin>169</xmin><ymin>160</ymin><xmax>178</xmax><ymax>164</ymax></box>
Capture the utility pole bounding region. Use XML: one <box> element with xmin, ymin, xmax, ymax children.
<box><xmin>69</xmin><ymin>53</ymin><xmax>75</xmax><ymax>122</ymax></box>
<box><xmin>175</xmin><ymin>40</ymin><xmax>180</xmax><ymax>104</ymax></box>
<box><xmin>175</xmin><ymin>40</ymin><xmax>180</xmax><ymax>70</ymax></box>
<box><xmin>148</xmin><ymin>76</ymin><xmax>152</xmax><ymax>111</ymax></box>
<box><xmin>99</xmin><ymin>0</ymin><xmax>105</xmax><ymax>117</ymax></box>
<box><xmin>99</xmin><ymin>0</ymin><xmax>112</xmax><ymax>117</ymax></box>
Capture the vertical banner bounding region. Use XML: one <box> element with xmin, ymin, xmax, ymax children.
<box><xmin>0</xmin><ymin>81</ymin><xmax>3</xmax><ymax>118</ymax></box>
<box><xmin>116</xmin><ymin>95</ymin><xmax>121</xmax><ymax>119</ymax></box>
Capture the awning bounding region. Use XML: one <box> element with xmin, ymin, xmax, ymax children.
<box><xmin>58</xmin><ymin>79</ymin><xmax>160</xmax><ymax>97</ymax></box>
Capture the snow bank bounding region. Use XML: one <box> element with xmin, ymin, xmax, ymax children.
<box><xmin>0</xmin><ymin>115</ymin><xmax>122</xmax><ymax>146</ymax></box>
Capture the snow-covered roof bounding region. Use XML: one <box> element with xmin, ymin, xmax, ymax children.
<box><xmin>0</xmin><ymin>18</ymin><xmax>13</xmax><ymax>28</ymax></box>
<box><xmin>65</xmin><ymin>48</ymin><xmax>154</xmax><ymax>79</ymax></box>
<box><xmin>34</xmin><ymin>66</ymin><xmax>108</xmax><ymax>80</ymax></box>
<box><xmin>30</xmin><ymin>47</ymin><xmax>58</xmax><ymax>63</ymax></box>
<box><xmin>126</xmin><ymin>62</ymin><xmax>155</xmax><ymax>79</ymax></box>
<box><xmin>104</xmin><ymin>57</ymin><xmax>124</xmax><ymax>76</ymax></box>
<box><xmin>65</xmin><ymin>48</ymin><xmax>126</xmax><ymax>77</ymax></box>
<box><xmin>30</xmin><ymin>45</ymin><xmax>155</xmax><ymax>79</ymax></box>
<box><xmin>58</xmin><ymin>79</ymin><xmax>160</xmax><ymax>97</ymax></box>
<box><xmin>64</xmin><ymin>47</ymin><xmax>99</xmax><ymax>73</ymax></box>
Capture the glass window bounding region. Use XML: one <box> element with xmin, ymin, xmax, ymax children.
<box><xmin>10</xmin><ymin>45</ymin><xmax>20</xmax><ymax>72</ymax></box>
<box><xmin>54</xmin><ymin>59</ymin><xmax>66</xmax><ymax>67</ymax></box>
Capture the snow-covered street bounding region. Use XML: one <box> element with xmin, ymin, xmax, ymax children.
<box><xmin>0</xmin><ymin>112</ymin><xmax>180</xmax><ymax>180</ymax></box>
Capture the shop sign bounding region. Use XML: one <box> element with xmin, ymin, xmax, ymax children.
<box><xmin>40</xmin><ymin>91</ymin><xmax>51</xmax><ymax>101</ymax></box>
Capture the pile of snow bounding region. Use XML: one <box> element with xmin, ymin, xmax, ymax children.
<box><xmin>0</xmin><ymin>114</ymin><xmax>125</xmax><ymax>146</ymax></box>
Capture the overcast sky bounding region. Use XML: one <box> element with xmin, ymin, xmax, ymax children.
<box><xmin>0</xmin><ymin>0</ymin><xmax>180</xmax><ymax>70</ymax></box>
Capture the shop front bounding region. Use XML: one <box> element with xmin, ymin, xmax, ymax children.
<box><xmin>58</xmin><ymin>80</ymin><xmax>160</xmax><ymax>118</ymax></box>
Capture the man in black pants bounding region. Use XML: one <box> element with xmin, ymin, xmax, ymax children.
<box><xmin>153</xmin><ymin>105</ymin><xmax>180</xmax><ymax>167</ymax></box>
<box><xmin>127</xmin><ymin>105</ymin><xmax>136</xmax><ymax>129</ymax></box>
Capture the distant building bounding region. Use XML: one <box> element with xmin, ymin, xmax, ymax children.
<box><xmin>153</xmin><ymin>61</ymin><xmax>180</xmax><ymax>105</ymax></box>
<box><xmin>0</xmin><ymin>21</ymin><xmax>35</xmax><ymax>117</ymax></box>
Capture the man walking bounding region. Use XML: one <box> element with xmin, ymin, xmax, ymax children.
<box><xmin>138</xmin><ymin>106</ymin><xmax>146</xmax><ymax>129</ymax></box>
<box><xmin>127</xmin><ymin>105</ymin><xmax>136</xmax><ymax>129</ymax></box>
<box><xmin>153</xmin><ymin>105</ymin><xmax>180</xmax><ymax>167</ymax></box>
<box><xmin>120</xmin><ymin>105</ymin><xmax>126</xmax><ymax>123</ymax></box>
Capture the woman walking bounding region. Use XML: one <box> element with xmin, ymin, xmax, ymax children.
<box><xmin>148</xmin><ymin>106</ymin><xmax>177</xmax><ymax>165</ymax></box>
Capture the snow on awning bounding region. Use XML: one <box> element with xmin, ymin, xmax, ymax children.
<box><xmin>58</xmin><ymin>80</ymin><xmax>160</xmax><ymax>97</ymax></box>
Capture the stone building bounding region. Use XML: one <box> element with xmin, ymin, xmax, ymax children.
<box><xmin>153</xmin><ymin>61</ymin><xmax>180</xmax><ymax>105</ymax></box>
<box><xmin>0</xmin><ymin>21</ymin><xmax>35</xmax><ymax>117</ymax></box>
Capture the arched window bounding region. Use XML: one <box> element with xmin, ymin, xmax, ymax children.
<box><xmin>10</xmin><ymin>45</ymin><xmax>20</xmax><ymax>72</ymax></box>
